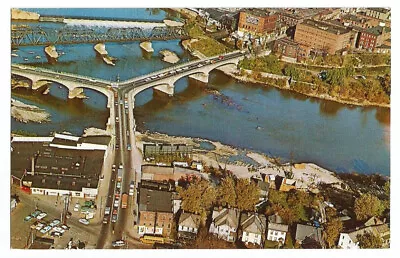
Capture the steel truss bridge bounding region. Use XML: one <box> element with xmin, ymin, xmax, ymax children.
<box><xmin>11</xmin><ymin>25</ymin><xmax>189</xmax><ymax>47</ymax></box>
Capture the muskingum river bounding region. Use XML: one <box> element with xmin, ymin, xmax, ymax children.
<box><xmin>11</xmin><ymin>8</ymin><xmax>390</xmax><ymax>176</ymax></box>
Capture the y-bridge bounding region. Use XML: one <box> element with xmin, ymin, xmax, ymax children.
<box><xmin>11</xmin><ymin>50</ymin><xmax>246</xmax><ymax>109</ymax></box>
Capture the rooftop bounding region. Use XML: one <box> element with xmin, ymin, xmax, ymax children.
<box><xmin>138</xmin><ymin>188</ymin><xmax>173</xmax><ymax>213</ymax></box>
<box><xmin>212</xmin><ymin>207</ymin><xmax>240</xmax><ymax>229</ymax></box>
<box><xmin>366</xmin><ymin>8</ymin><xmax>390</xmax><ymax>14</ymax></box>
<box><xmin>241</xmin><ymin>212</ymin><xmax>267</xmax><ymax>234</ymax></box>
<box><xmin>300</xmin><ymin>19</ymin><xmax>350</xmax><ymax>35</ymax></box>
<box><xmin>295</xmin><ymin>224</ymin><xmax>323</xmax><ymax>243</ymax></box>
<box><xmin>365</xmin><ymin>25</ymin><xmax>390</xmax><ymax>36</ymax></box>
<box><xmin>241</xmin><ymin>8</ymin><xmax>276</xmax><ymax>18</ymax></box>
<box><xmin>178</xmin><ymin>212</ymin><xmax>201</xmax><ymax>228</ymax></box>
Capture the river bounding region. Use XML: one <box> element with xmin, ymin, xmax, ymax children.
<box><xmin>11</xmin><ymin>8</ymin><xmax>390</xmax><ymax>176</ymax></box>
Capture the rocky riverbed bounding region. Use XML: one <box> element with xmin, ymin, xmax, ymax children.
<box><xmin>159</xmin><ymin>49</ymin><xmax>180</xmax><ymax>64</ymax></box>
<box><xmin>11</xmin><ymin>98</ymin><xmax>51</xmax><ymax>123</ymax></box>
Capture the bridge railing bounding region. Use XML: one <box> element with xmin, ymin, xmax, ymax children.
<box><xmin>119</xmin><ymin>50</ymin><xmax>243</xmax><ymax>86</ymax></box>
<box><xmin>11</xmin><ymin>64</ymin><xmax>111</xmax><ymax>85</ymax></box>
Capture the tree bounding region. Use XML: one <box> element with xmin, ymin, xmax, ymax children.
<box><xmin>268</xmin><ymin>189</ymin><xmax>287</xmax><ymax>207</ymax></box>
<box><xmin>216</xmin><ymin>176</ymin><xmax>237</xmax><ymax>207</ymax></box>
<box><xmin>235</xmin><ymin>179</ymin><xmax>260</xmax><ymax>211</ymax></box>
<box><xmin>283</xmin><ymin>65</ymin><xmax>300</xmax><ymax>80</ymax></box>
<box><xmin>357</xmin><ymin>232</ymin><xmax>383</xmax><ymax>249</ymax></box>
<box><xmin>326</xmin><ymin>68</ymin><xmax>345</xmax><ymax>86</ymax></box>
<box><xmin>323</xmin><ymin>218</ymin><xmax>343</xmax><ymax>248</ymax></box>
<box><xmin>354</xmin><ymin>194</ymin><xmax>384</xmax><ymax>221</ymax></box>
<box><xmin>177</xmin><ymin>179</ymin><xmax>216</xmax><ymax>218</ymax></box>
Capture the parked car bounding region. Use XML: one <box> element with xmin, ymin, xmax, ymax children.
<box><xmin>103</xmin><ymin>215</ymin><xmax>109</xmax><ymax>224</ymax></box>
<box><xmin>112</xmin><ymin>240</ymin><xmax>125</xmax><ymax>247</ymax></box>
<box><xmin>129</xmin><ymin>188</ymin><xmax>134</xmax><ymax>196</ymax></box>
<box><xmin>119</xmin><ymin>164</ymin><xmax>123</xmax><ymax>169</ymax></box>
<box><xmin>24</xmin><ymin>215</ymin><xmax>32</xmax><ymax>222</ymax></box>
<box><xmin>78</xmin><ymin>218</ymin><xmax>90</xmax><ymax>225</ymax></box>
<box><xmin>36</xmin><ymin>212</ymin><xmax>47</xmax><ymax>220</ymax></box>
<box><xmin>53</xmin><ymin>226</ymin><xmax>65</xmax><ymax>234</ymax></box>
<box><xmin>31</xmin><ymin>210</ymin><xmax>41</xmax><ymax>218</ymax></box>
<box><xmin>74</xmin><ymin>203</ymin><xmax>80</xmax><ymax>212</ymax></box>
<box><xmin>50</xmin><ymin>219</ymin><xmax>61</xmax><ymax>227</ymax></box>
<box><xmin>116</xmin><ymin>182</ymin><xmax>121</xmax><ymax>189</ymax></box>
<box><xmin>114</xmin><ymin>199</ymin><xmax>120</xmax><ymax>208</ymax></box>
<box><xmin>61</xmin><ymin>224</ymin><xmax>70</xmax><ymax>230</ymax></box>
<box><xmin>50</xmin><ymin>231</ymin><xmax>63</xmax><ymax>237</ymax></box>
<box><xmin>40</xmin><ymin>225</ymin><xmax>52</xmax><ymax>234</ymax></box>
<box><xmin>35</xmin><ymin>223</ymin><xmax>45</xmax><ymax>231</ymax></box>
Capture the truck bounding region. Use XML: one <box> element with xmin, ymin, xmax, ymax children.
<box><xmin>121</xmin><ymin>193</ymin><xmax>128</xmax><ymax>209</ymax></box>
<box><xmin>117</xmin><ymin>168</ymin><xmax>123</xmax><ymax>181</ymax></box>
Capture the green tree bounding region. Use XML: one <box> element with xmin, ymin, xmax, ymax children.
<box><xmin>358</xmin><ymin>232</ymin><xmax>383</xmax><ymax>249</ymax></box>
<box><xmin>235</xmin><ymin>179</ymin><xmax>260</xmax><ymax>211</ymax></box>
<box><xmin>283</xmin><ymin>65</ymin><xmax>300</xmax><ymax>80</ymax></box>
<box><xmin>323</xmin><ymin>218</ymin><xmax>343</xmax><ymax>248</ymax></box>
<box><xmin>177</xmin><ymin>179</ymin><xmax>216</xmax><ymax>218</ymax></box>
<box><xmin>354</xmin><ymin>194</ymin><xmax>384</xmax><ymax>221</ymax></box>
<box><xmin>326</xmin><ymin>68</ymin><xmax>345</xmax><ymax>86</ymax></box>
<box><xmin>216</xmin><ymin>176</ymin><xmax>237</xmax><ymax>207</ymax></box>
<box><xmin>268</xmin><ymin>189</ymin><xmax>287</xmax><ymax>207</ymax></box>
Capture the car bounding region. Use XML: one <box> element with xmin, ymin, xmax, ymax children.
<box><xmin>197</xmin><ymin>64</ymin><xmax>203</xmax><ymax>68</ymax></box>
<box><xmin>89</xmin><ymin>78</ymin><xmax>97</xmax><ymax>82</ymax></box>
<box><xmin>112</xmin><ymin>164</ymin><xmax>116</xmax><ymax>169</ymax></box>
<box><xmin>103</xmin><ymin>215</ymin><xmax>109</xmax><ymax>224</ymax></box>
<box><xmin>78</xmin><ymin>218</ymin><xmax>90</xmax><ymax>225</ymax></box>
<box><xmin>111</xmin><ymin>214</ymin><xmax>118</xmax><ymax>223</ymax></box>
<box><xmin>74</xmin><ymin>203</ymin><xmax>80</xmax><ymax>212</ymax></box>
<box><xmin>112</xmin><ymin>240</ymin><xmax>125</xmax><ymax>247</ymax></box>
<box><xmin>130</xmin><ymin>181</ymin><xmax>135</xmax><ymax>188</ymax></box>
<box><xmin>24</xmin><ymin>215</ymin><xmax>32</xmax><ymax>222</ymax></box>
<box><xmin>66</xmin><ymin>211</ymin><xmax>72</xmax><ymax>219</ymax></box>
<box><xmin>116</xmin><ymin>116</ymin><xmax>119</xmax><ymax>123</ymax></box>
<box><xmin>129</xmin><ymin>189</ymin><xmax>134</xmax><ymax>196</ymax></box>
<box><xmin>50</xmin><ymin>231</ymin><xmax>63</xmax><ymax>237</ymax></box>
<box><xmin>36</xmin><ymin>212</ymin><xmax>47</xmax><ymax>220</ymax></box>
<box><xmin>31</xmin><ymin>210</ymin><xmax>41</xmax><ymax>218</ymax></box>
<box><xmin>115</xmin><ymin>144</ymin><xmax>119</xmax><ymax>150</ymax></box>
<box><xmin>40</xmin><ymin>225</ymin><xmax>52</xmax><ymax>234</ymax></box>
<box><xmin>114</xmin><ymin>199</ymin><xmax>119</xmax><ymax>208</ymax></box>
<box><xmin>182</xmin><ymin>67</ymin><xmax>189</xmax><ymax>70</ymax></box>
<box><xmin>53</xmin><ymin>226</ymin><xmax>65</xmax><ymax>233</ymax></box>
<box><xmin>145</xmin><ymin>78</ymin><xmax>151</xmax><ymax>82</ymax></box>
<box><xmin>35</xmin><ymin>223</ymin><xmax>45</xmax><ymax>231</ymax></box>
<box><xmin>105</xmin><ymin>206</ymin><xmax>111</xmax><ymax>215</ymax></box>
<box><xmin>50</xmin><ymin>219</ymin><xmax>61</xmax><ymax>227</ymax></box>
<box><xmin>116</xmin><ymin>182</ymin><xmax>121</xmax><ymax>189</ymax></box>
<box><xmin>218</xmin><ymin>55</ymin><xmax>224</xmax><ymax>60</ymax></box>
<box><xmin>119</xmin><ymin>164</ymin><xmax>123</xmax><ymax>169</ymax></box>
<box><xmin>61</xmin><ymin>224</ymin><xmax>70</xmax><ymax>230</ymax></box>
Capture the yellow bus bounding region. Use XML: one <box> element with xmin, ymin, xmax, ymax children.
<box><xmin>140</xmin><ymin>235</ymin><xmax>166</xmax><ymax>245</ymax></box>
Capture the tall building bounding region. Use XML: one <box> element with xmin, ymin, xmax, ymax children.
<box><xmin>365</xmin><ymin>8</ymin><xmax>391</xmax><ymax>21</ymax></box>
<box><xmin>237</xmin><ymin>9</ymin><xmax>278</xmax><ymax>37</ymax></box>
<box><xmin>294</xmin><ymin>19</ymin><xmax>352</xmax><ymax>55</ymax></box>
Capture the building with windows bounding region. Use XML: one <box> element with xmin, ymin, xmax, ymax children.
<box><xmin>267</xmin><ymin>214</ymin><xmax>289</xmax><ymax>243</ymax></box>
<box><xmin>294</xmin><ymin>19</ymin><xmax>352</xmax><ymax>55</ymax></box>
<box><xmin>11</xmin><ymin>134</ymin><xmax>110</xmax><ymax>198</ymax></box>
<box><xmin>364</xmin><ymin>8</ymin><xmax>390</xmax><ymax>21</ymax></box>
<box><xmin>357</xmin><ymin>25</ymin><xmax>391</xmax><ymax>51</ymax></box>
<box><xmin>137</xmin><ymin>187</ymin><xmax>174</xmax><ymax>237</ymax></box>
<box><xmin>240</xmin><ymin>212</ymin><xmax>267</xmax><ymax>246</ymax></box>
<box><xmin>209</xmin><ymin>207</ymin><xmax>240</xmax><ymax>242</ymax></box>
<box><xmin>177</xmin><ymin>212</ymin><xmax>201</xmax><ymax>240</ymax></box>
<box><xmin>237</xmin><ymin>9</ymin><xmax>278</xmax><ymax>37</ymax></box>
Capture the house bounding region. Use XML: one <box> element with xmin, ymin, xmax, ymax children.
<box><xmin>177</xmin><ymin>212</ymin><xmax>201</xmax><ymax>240</ymax></box>
<box><xmin>251</xmin><ymin>176</ymin><xmax>269</xmax><ymax>201</ymax></box>
<box><xmin>338</xmin><ymin>223</ymin><xmax>390</xmax><ymax>249</ymax></box>
<box><xmin>209</xmin><ymin>207</ymin><xmax>240</xmax><ymax>242</ymax></box>
<box><xmin>240</xmin><ymin>212</ymin><xmax>267</xmax><ymax>246</ymax></box>
<box><xmin>267</xmin><ymin>214</ymin><xmax>289</xmax><ymax>243</ymax></box>
<box><xmin>295</xmin><ymin>224</ymin><xmax>324</xmax><ymax>248</ymax></box>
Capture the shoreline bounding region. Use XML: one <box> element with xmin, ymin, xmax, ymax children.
<box><xmin>135</xmin><ymin>130</ymin><xmax>347</xmax><ymax>190</ymax></box>
<box><xmin>11</xmin><ymin>98</ymin><xmax>51</xmax><ymax>124</ymax></box>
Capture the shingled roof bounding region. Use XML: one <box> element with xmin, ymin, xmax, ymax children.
<box><xmin>211</xmin><ymin>207</ymin><xmax>240</xmax><ymax>229</ymax></box>
<box><xmin>178</xmin><ymin>212</ymin><xmax>201</xmax><ymax>229</ymax></box>
<box><xmin>240</xmin><ymin>212</ymin><xmax>267</xmax><ymax>235</ymax></box>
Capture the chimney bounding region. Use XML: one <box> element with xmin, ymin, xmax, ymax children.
<box><xmin>31</xmin><ymin>157</ymin><xmax>35</xmax><ymax>175</ymax></box>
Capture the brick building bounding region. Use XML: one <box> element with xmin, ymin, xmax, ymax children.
<box><xmin>273</xmin><ymin>37</ymin><xmax>305</xmax><ymax>62</ymax></box>
<box><xmin>357</xmin><ymin>25</ymin><xmax>391</xmax><ymax>51</ymax></box>
<box><xmin>237</xmin><ymin>9</ymin><xmax>278</xmax><ymax>37</ymax></box>
<box><xmin>294</xmin><ymin>19</ymin><xmax>352</xmax><ymax>55</ymax></box>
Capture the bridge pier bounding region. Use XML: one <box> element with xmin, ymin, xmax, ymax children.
<box><xmin>32</xmin><ymin>81</ymin><xmax>50</xmax><ymax>90</ymax></box>
<box><xmin>153</xmin><ymin>84</ymin><xmax>174</xmax><ymax>96</ymax></box>
<box><xmin>68</xmin><ymin>88</ymin><xmax>86</xmax><ymax>99</ymax></box>
<box><xmin>188</xmin><ymin>72</ymin><xmax>209</xmax><ymax>84</ymax></box>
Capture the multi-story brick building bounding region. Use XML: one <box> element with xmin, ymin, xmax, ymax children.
<box><xmin>273</xmin><ymin>37</ymin><xmax>306</xmax><ymax>62</ymax></box>
<box><xmin>294</xmin><ymin>19</ymin><xmax>352</xmax><ymax>55</ymax></box>
<box><xmin>237</xmin><ymin>9</ymin><xmax>278</xmax><ymax>37</ymax></box>
<box><xmin>364</xmin><ymin>8</ymin><xmax>391</xmax><ymax>21</ymax></box>
<box><xmin>357</xmin><ymin>25</ymin><xmax>391</xmax><ymax>51</ymax></box>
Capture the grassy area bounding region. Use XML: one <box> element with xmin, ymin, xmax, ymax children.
<box><xmin>190</xmin><ymin>37</ymin><xmax>229</xmax><ymax>57</ymax></box>
<box><xmin>238</xmin><ymin>55</ymin><xmax>282</xmax><ymax>74</ymax></box>
<box><xmin>11</xmin><ymin>130</ymin><xmax>38</xmax><ymax>136</ymax></box>
<box><xmin>264</xmin><ymin>240</ymin><xmax>279</xmax><ymax>249</ymax></box>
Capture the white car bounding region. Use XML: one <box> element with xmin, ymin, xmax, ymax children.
<box><xmin>35</xmin><ymin>223</ymin><xmax>45</xmax><ymax>231</ymax></box>
<box><xmin>129</xmin><ymin>188</ymin><xmax>134</xmax><ymax>196</ymax></box>
<box><xmin>40</xmin><ymin>225</ymin><xmax>52</xmax><ymax>234</ymax></box>
<box><xmin>79</xmin><ymin>218</ymin><xmax>90</xmax><ymax>225</ymax></box>
<box><xmin>114</xmin><ymin>199</ymin><xmax>119</xmax><ymax>208</ymax></box>
<box><xmin>50</xmin><ymin>219</ymin><xmax>60</xmax><ymax>227</ymax></box>
<box><xmin>53</xmin><ymin>226</ymin><xmax>65</xmax><ymax>234</ymax></box>
<box><xmin>105</xmin><ymin>206</ymin><xmax>111</xmax><ymax>215</ymax></box>
<box><xmin>36</xmin><ymin>212</ymin><xmax>47</xmax><ymax>220</ymax></box>
<box><xmin>74</xmin><ymin>203</ymin><xmax>80</xmax><ymax>212</ymax></box>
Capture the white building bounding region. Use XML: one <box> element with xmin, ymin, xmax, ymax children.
<box><xmin>267</xmin><ymin>214</ymin><xmax>289</xmax><ymax>243</ymax></box>
<box><xmin>240</xmin><ymin>212</ymin><xmax>267</xmax><ymax>246</ymax></box>
<box><xmin>178</xmin><ymin>212</ymin><xmax>201</xmax><ymax>240</ymax></box>
<box><xmin>338</xmin><ymin>223</ymin><xmax>390</xmax><ymax>249</ymax></box>
<box><xmin>209</xmin><ymin>207</ymin><xmax>240</xmax><ymax>242</ymax></box>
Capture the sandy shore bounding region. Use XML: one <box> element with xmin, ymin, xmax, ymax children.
<box><xmin>11</xmin><ymin>98</ymin><xmax>50</xmax><ymax>124</ymax></box>
<box><xmin>134</xmin><ymin>130</ymin><xmax>343</xmax><ymax>190</ymax></box>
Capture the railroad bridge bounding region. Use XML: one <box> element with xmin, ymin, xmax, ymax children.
<box><xmin>11</xmin><ymin>25</ymin><xmax>189</xmax><ymax>47</ymax></box>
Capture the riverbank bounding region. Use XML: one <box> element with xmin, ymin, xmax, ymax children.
<box><xmin>221</xmin><ymin>66</ymin><xmax>390</xmax><ymax>109</ymax></box>
<box><xmin>135</xmin><ymin>130</ymin><xmax>343</xmax><ymax>190</ymax></box>
<box><xmin>11</xmin><ymin>98</ymin><xmax>50</xmax><ymax>124</ymax></box>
